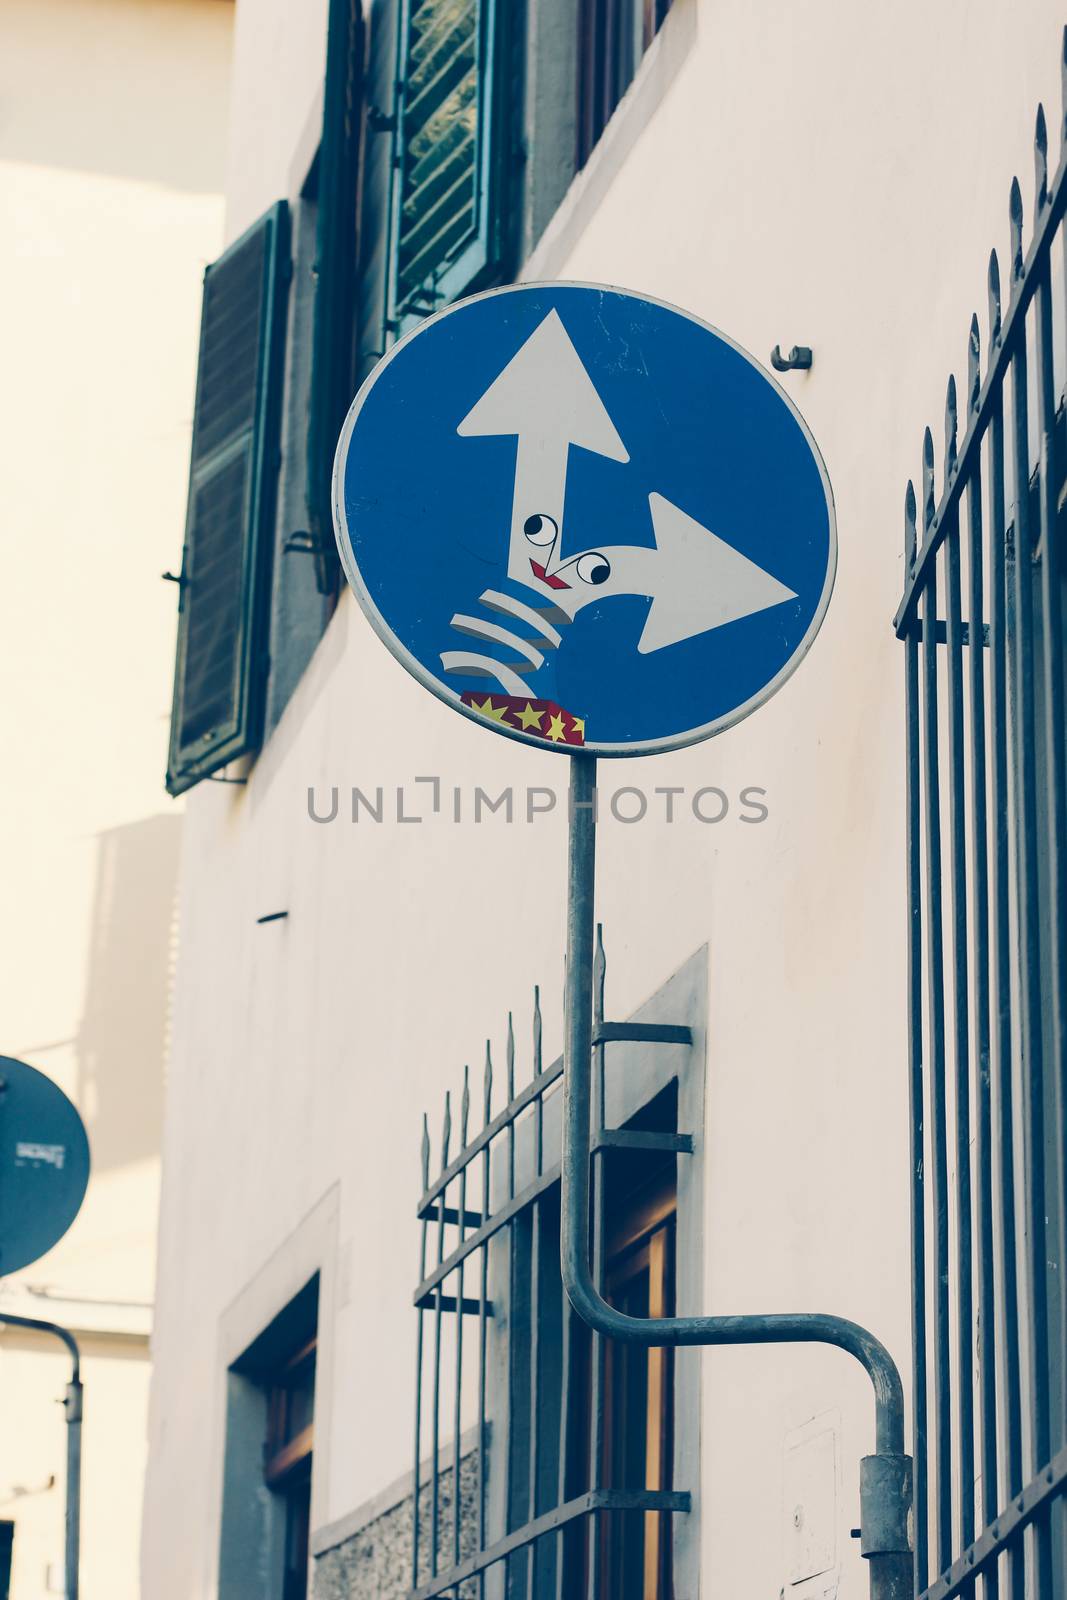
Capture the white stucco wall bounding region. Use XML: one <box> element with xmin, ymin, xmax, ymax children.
<box><xmin>141</xmin><ymin>3</ymin><xmax>1064</xmax><ymax>1597</ymax></box>
<box><xmin>0</xmin><ymin>1</ymin><xmax>232</xmax><ymax>1595</ymax></box>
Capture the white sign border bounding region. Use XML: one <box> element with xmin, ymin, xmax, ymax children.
<box><xmin>332</xmin><ymin>280</ymin><xmax>838</xmax><ymax>758</ymax></box>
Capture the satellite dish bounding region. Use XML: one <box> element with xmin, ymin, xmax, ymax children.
<box><xmin>0</xmin><ymin>1057</ymin><xmax>90</xmax><ymax>1276</ymax></box>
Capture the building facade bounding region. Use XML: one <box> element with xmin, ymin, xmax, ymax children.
<box><xmin>0</xmin><ymin>2</ymin><xmax>233</xmax><ymax>1597</ymax></box>
<box><xmin>143</xmin><ymin>3</ymin><xmax>1066</xmax><ymax>1598</ymax></box>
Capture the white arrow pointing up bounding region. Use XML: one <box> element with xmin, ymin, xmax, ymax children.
<box><xmin>457</xmin><ymin>310</ymin><xmax>628</xmax><ymax>587</ymax></box>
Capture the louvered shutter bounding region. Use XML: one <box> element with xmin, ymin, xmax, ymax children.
<box><xmin>389</xmin><ymin>0</ymin><xmax>512</xmax><ymax>332</ymax></box>
<box><xmin>166</xmin><ymin>203</ymin><xmax>290</xmax><ymax>797</ymax></box>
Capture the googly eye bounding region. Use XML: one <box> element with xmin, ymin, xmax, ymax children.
<box><xmin>523</xmin><ymin>513</ymin><xmax>558</xmax><ymax>547</ymax></box>
<box><xmin>575</xmin><ymin>552</ymin><xmax>611</xmax><ymax>586</ymax></box>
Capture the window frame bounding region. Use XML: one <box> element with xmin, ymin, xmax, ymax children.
<box><xmin>408</xmin><ymin>948</ymin><xmax>705</xmax><ymax>1598</ymax></box>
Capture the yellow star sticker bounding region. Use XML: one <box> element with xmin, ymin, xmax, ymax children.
<box><xmin>471</xmin><ymin>696</ymin><xmax>508</xmax><ymax>723</ymax></box>
<box><xmin>546</xmin><ymin>712</ymin><xmax>567</xmax><ymax>743</ymax></box>
<box><xmin>516</xmin><ymin>702</ymin><xmax>543</xmax><ymax>732</ymax></box>
<box><xmin>570</xmin><ymin>716</ymin><xmax>585</xmax><ymax>740</ymax></box>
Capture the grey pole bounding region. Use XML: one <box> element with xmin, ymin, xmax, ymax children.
<box><xmin>560</xmin><ymin>750</ymin><xmax>913</xmax><ymax>1600</ymax></box>
<box><xmin>0</xmin><ymin>1313</ymin><xmax>82</xmax><ymax>1600</ymax></box>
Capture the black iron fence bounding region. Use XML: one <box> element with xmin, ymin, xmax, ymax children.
<box><xmin>895</xmin><ymin>34</ymin><xmax>1067</xmax><ymax>1600</ymax></box>
<box><xmin>409</xmin><ymin>933</ymin><xmax>691</xmax><ymax>1599</ymax></box>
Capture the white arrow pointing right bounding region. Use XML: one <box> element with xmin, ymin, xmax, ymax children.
<box><xmin>635</xmin><ymin>492</ymin><xmax>798</xmax><ymax>653</ymax></box>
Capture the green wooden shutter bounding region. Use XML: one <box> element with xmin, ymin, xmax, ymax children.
<box><xmin>166</xmin><ymin>203</ymin><xmax>290</xmax><ymax>797</ymax></box>
<box><xmin>388</xmin><ymin>0</ymin><xmax>513</xmax><ymax>333</ymax></box>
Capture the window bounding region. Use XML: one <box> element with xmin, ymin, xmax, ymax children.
<box><xmin>165</xmin><ymin>203</ymin><xmax>290</xmax><ymax>796</ymax></box>
<box><xmin>387</xmin><ymin>0</ymin><xmax>518</xmax><ymax>335</ymax></box>
<box><xmin>577</xmin><ymin>0</ymin><xmax>672</xmax><ymax>167</ymax></box>
<box><xmin>218</xmin><ymin>1279</ymin><xmax>318</xmax><ymax>1600</ymax></box>
<box><xmin>409</xmin><ymin>943</ymin><xmax>698</xmax><ymax>1599</ymax></box>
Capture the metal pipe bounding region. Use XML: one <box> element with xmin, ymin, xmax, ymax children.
<box><xmin>0</xmin><ymin>1313</ymin><xmax>81</xmax><ymax>1600</ymax></box>
<box><xmin>559</xmin><ymin>751</ymin><xmax>912</xmax><ymax>1600</ymax></box>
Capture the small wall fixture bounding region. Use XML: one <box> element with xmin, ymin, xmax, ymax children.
<box><xmin>256</xmin><ymin>911</ymin><xmax>289</xmax><ymax>925</ymax></box>
<box><xmin>770</xmin><ymin>344</ymin><xmax>813</xmax><ymax>372</ymax></box>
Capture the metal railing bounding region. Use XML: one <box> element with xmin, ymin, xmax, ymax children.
<box><xmin>895</xmin><ymin>32</ymin><xmax>1067</xmax><ymax>1600</ymax></box>
<box><xmin>409</xmin><ymin>949</ymin><xmax>690</xmax><ymax>1598</ymax></box>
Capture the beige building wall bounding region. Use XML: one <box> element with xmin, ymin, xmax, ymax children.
<box><xmin>0</xmin><ymin>1</ymin><xmax>233</xmax><ymax>1595</ymax></box>
<box><xmin>138</xmin><ymin>5</ymin><xmax>1066</xmax><ymax>1600</ymax></box>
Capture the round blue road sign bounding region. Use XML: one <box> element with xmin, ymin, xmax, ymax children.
<box><xmin>333</xmin><ymin>283</ymin><xmax>835</xmax><ymax>756</ymax></box>
<box><xmin>0</xmin><ymin>1057</ymin><xmax>90</xmax><ymax>1276</ymax></box>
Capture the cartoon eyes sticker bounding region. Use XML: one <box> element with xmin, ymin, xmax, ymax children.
<box><xmin>575</xmin><ymin>552</ymin><xmax>611</xmax><ymax>586</ymax></box>
<box><xmin>523</xmin><ymin>514</ymin><xmax>557</xmax><ymax>547</ymax></box>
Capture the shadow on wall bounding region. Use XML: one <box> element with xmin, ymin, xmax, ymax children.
<box><xmin>74</xmin><ymin>813</ymin><xmax>182</xmax><ymax>1174</ymax></box>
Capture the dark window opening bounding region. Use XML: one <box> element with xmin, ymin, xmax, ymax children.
<box><xmin>577</xmin><ymin>0</ymin><xmax>672</xmax><ymax>168</ymax></box>
<box><xmin>220</xmin><ymin>1278</ymin><xmax>318</xmax><ymax>1600</ymax></box>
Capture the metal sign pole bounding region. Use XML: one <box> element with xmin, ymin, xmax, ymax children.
<box><xmin>560</xmin><ymin>750</ymin><xmax>913</xmax><ymax>1600</ymax></box>
<box><xmin>328</xmin><ymin>277</ymin><xmax>910</xmax><ymax>1592</ymax></box>
<box><xmin>0</xmin><ymin>1314</ymin><xmax>82</xmax><ymax>1600</ymax></box>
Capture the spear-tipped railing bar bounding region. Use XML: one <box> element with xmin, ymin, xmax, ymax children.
<box><xmin>1005</xmin><ymin>169</ymin><xmax>1057</xmax><ymax>1600</ymax></box>
<box><xmin>522</xmin><ymin>998</ymin><xmax>543</xmax><ymax>1600</ymax></box>
<box><xmin>477</xmin><ymin>1043</ymin><xmax>492</xmax><ymax>1600</ymax></box>
<box><xmin>0</xmin><ymin>1314</ymin><xmax>82</xmax><ymax>1600</ymax></box>
<box><xmin>942</xmin><ymin>371</ymin><xmax>978</xmax><ymax>1565</ymax></box>
<box><xmin>904</xmin><ymin>476</ymin><xmax>929</xmax><ymax>1598</ymax></box>
<box><xmin>918</xmin><ymin>422</ymin><xmax>953</xmax><ymax>1582</ymax></box>
<box><xmin>961</xmin><ymin>306</ymin><xmax>999</xmax><ymax>1600</ymax></box>
<box><xmin>412</xmin><ymin>1115</ymin><xmax>430</xmax><ymax>1589</ymax></box>
<box><xmin>983</xmin><ymin>240</ymin><xmax>1025</xmax><ymax>1600</ymax></box>
<box><xmin>1032</xmin><ymin>104</ymin><xmax>1067</xmax><ymax>1444</ymax></box>
<box><xmin>430</xmin><ymin>1092</ymin><xmax>450</xmax><ymax>1580</ymax></box>
<box><xmin>453</xmin><ymin>1067</ymin><xmax>470</xmax><ymax>1577</ymax></box>
<box><xmin>502</xmin><ymin>1019</ymin><xmax>516</xmax><ymax>1591</ymax></box>
<box><xmin>582</xmin><ymin>930</ymin><xmax>608</xmax><ymax>1599</ymax></box>
<box><xmin>559</xmin><ymin>751</ymin><xmax>912</xmax><ymax>1600</ymax></box>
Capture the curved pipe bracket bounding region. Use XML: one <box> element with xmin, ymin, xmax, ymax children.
<box><xmin>0</xmin><ymin>1312</ymin><xmax>82</xmax><ymax>1599</ymax></box>
<box><xmin>560</xmin><ymin>752</ymin><xmax>912</xmax><ymax>1600</ymax></box>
